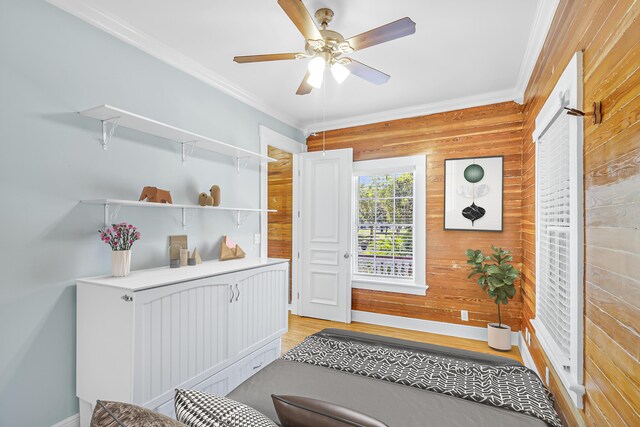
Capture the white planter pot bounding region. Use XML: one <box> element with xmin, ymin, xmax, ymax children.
<box><xmin>487</xmin><ymin>323</ymin><xmax>512</xmax><ymax>351</ymax></box>
<box><xmin>112</xmin><ymin>250</ymin><xmax>131</xmax><ymax>277</ymax></box>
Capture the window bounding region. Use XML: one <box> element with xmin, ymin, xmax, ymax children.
<box><xmin>352</xmin><ymin>156</ymin><xmax>426</xmax><ymax>295</ymax></box>
<box><xmin>533</xmin><ymin>52</ymin><xmax>584</xmax><ymax>408</ymax></box>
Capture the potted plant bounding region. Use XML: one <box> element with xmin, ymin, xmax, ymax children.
<box><xmin>466</xmin><ymin>245</ymin><xmax>519</xmax><ymax>351</ymax></box>
<box><xmin>99</xmin><ymin>223</ymin><xmax>141</xmax><ymax>277</ymax></box>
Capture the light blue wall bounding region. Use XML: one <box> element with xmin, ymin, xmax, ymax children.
<box><xmin>0</xmin><ymin>0</ymin><xmax>304</xmax><ymax>425</ymax></box>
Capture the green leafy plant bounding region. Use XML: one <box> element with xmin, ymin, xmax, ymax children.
<box><xmin>466</xmin><ymin>246</ymin><xmax>519</xmax><ymax>328</ymax></box>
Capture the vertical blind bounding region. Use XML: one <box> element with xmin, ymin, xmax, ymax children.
<box><xmin>356</xmin><ymin>172</ymin><xmax>415</xmax><ymax>279</ymax></box>
<box><xmin>537</xmin><ymin>112</ymin><xmax>572</xmax><ymax>361</ymax></box>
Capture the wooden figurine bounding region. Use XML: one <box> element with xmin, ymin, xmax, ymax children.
<box><xmin>210</xmin><ymin>185</ymin><xmax>221</xmax><ymax>207</ymax></box>
<box><xmin>198</xmin><ymin>192</ymin><xmax>214</xmax><ymax>206</ymax></box>
<box><xmin>219</xmin><ymin>236</ymin><xmax>245</xmax><ymax>261</ymax></box>
<box><xmin>169</xmin><ymin>235</ymin><xmax>188</xmax><ymax>260</ymax></box>
<box><xmin>191</xmin><ymin>247</ymin><xmax>203</xmax><ymax>264</ymax></box>
<box><xmin>139</xmin><ymin>186</ymin><xmax>173</xmax><ymax>204</ymax></box>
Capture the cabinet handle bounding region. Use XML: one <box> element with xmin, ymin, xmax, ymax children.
<box><xmin>229</xmin><ymin>285</ymin><xmax>234</xmax><ymax>303</ymax></box>
<box><xmin>252</xmin><ymin>362</ymin><xmax>263</xmax><ymax>370</ymax></box>
<box><xmin>235</xmin><ymin>284</ymin><xmax>240</xmax><ymax>301</ymax></box>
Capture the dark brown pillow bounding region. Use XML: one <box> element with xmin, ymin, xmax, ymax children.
<box><xmin>271</xmin><ymin>395</ymin><xmax>388</xmax><ymax>427</ymax></box>
<box><xmin>90</xmin><ymin>400</ymin><xmax>187</xmax><ymax>427</ymax></box>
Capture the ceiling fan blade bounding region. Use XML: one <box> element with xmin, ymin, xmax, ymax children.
<box><xmin>233</xmin><ymin>53</ymin><xmax>301</xmax><ymax>63</ymax></box>
<box><xmin>345</xmin><ymin>17</ymin><xmax>416</xmax><ymax>51</ymax></box>
<box><xmin>344</xmin><ymin>59</ymin><xmax>390</xmax><ymax>85</ymax></box>
<box><xmin>296</xmin><ymin>71</ymin><xmax>313</xmax><ymax>95</ymax></box>
<box><xmin>278</xmin><ymin>0</ymin><xmax>323</xmax><ymax>41</ymax></box>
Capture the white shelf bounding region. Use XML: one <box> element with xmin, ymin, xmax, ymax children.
<box><xmin>82</xmin><ymin>199</ymin><xmax>275</xmax><ymax>229</ymax></box>
<box><xmin>79</xmin><ymin>104</ymin><xmax>275</xmax><ymax>165</ymax></box>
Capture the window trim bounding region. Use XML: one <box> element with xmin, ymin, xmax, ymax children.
<box><xmin>532</xmin><ymin>51</ymin><xmax>585</xmax><ymax>408</ymax></box>
<box><xmin>351</xmin><ymin>155</ymin><xmax>427</xmax><ymax>296</ymax></box>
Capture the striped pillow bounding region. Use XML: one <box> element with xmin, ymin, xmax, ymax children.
<box><xmin>175</xmin><ymin>389</ymin><xmax>277</xmax><ymax>427</ymax></box>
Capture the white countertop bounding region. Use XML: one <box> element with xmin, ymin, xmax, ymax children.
<box><xmin>77</xmin><ymin>257</ymin><xmax>289</xmax><ymax>291</ymax></box>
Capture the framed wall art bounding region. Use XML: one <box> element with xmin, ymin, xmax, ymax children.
<box><xmin>444</xmin><ymin>156</ymin><xmax>503</xmax><ymax>231</ymax></box>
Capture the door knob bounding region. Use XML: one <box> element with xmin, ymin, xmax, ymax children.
<box><xmin>343</xmin><ymin>253</ymin><xmax>351</xmax><ymax>259</ymax></box>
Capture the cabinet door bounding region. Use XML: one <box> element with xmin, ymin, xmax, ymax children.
<box><xmin>133</xmin><ymin>275</ymin><xmax>233</xmax><ymax>407</ymax></box>
<box><xmin>230</xmin><ymin>263</ymin><xmax>289</xmax><ymax>359</ymax></box>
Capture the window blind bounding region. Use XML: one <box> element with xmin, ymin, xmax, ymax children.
<box><xmin>356</xmin><ymin>172</ymin><xmax>415</xmax><ymax>279</ymax></box>
<box><xmin>537</xmin><ymin>112</ymin><xmax>572</xmax><ymax>361</ymax></box>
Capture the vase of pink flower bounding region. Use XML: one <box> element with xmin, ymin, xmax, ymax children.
<box><xmin>99</xmin><ymin>223</ymin><xmax>141</xmax><ymax>277</ymax></box>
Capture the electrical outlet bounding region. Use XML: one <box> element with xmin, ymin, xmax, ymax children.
<box><xmin>253</xmin><ymin>233</ymin><xmax>261</xmax><ymax>244</ymax></box>
<box><xmin>461</xmin><ymin>310</ymin><xmax>469</xmax><ymax>321</ymax></box>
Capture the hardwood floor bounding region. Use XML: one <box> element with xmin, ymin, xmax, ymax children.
<box><xmin>282</xmin><ymin>313</ymin><xmax>522</xmax><ymax>362</ymax></box>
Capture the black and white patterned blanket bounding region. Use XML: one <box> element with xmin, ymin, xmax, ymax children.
<box><xmin>282</xmin><ymin>334</ymin><xmax>562</xmax><ymax>427</ymax></box>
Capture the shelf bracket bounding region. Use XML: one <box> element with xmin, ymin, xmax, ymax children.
<box><xmin>181</xmin><ymin>141</ymin><xmax>198</xmax><ymax>165</ymax></box>
<box><xmin>103</xmin><ymin>203</ymin><xmax>122</xmax><ymax>227</ymax></box>
<box><xmin>236</xmin><ymin>210</ymin><xmax>251</xmax><ymax>228</ymax></box>
<box><xmin>236</xmin><ymin>156</ymin><xmax>250</xmax><ymax>174</ymax></box>
<box><xmin>100</xmin><ymin>116</ymin><xmax>120</xmax><ymax>150</ymax></box>
<box><xmin>182</xmin><ymin>208</ymin><xmax>187</xmax><ymax>230</ymax></box>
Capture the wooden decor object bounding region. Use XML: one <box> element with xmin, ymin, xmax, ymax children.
<box><xmin>139</xmin><ymin>186</ymin><xmax>173</xmax><ymax>204</ymax></box>
<box><xmin>220</xmin><ymin>236</ymin><xmax>246</xmax><ymax>261</ymax></box>
<box><xmin>169</xmin><ymin>235</ymin><xmax>188</xmax><ymax>260</ymax></box>
<box><xmin>198</xmin><ymin>192</ymin><xmax>214</xmax><ymax>206</ymax></box>
<box><xmin>210</xmin><ymin>185</ymin><xmax>221</xmax><ymax>207</ymax></box>
<box><xmin>179</xmin><ymin>249</ymin><xmax>189</xmax><ymax>267</ymax></box>
<box><xmin>191</xmin><ymin>247</ymin><xmax>203</xmax><ymax>264</ymax></box>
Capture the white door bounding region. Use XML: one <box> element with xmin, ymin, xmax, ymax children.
<box><xmin>299</xmin><ymin>148</ymin><xmax>353</xmax><ymax>322</ymax></box>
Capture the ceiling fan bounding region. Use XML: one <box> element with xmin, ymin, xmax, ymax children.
<box><xmin>233</xmin><ymin>0</ymin><xmax>416</xmax><ymax>95</ymax></box>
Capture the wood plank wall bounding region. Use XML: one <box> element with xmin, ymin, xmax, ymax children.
<box><xmin>267</xmin><ymin>146</ymin><xmax>294</xmax><ymax>301</ymax></box>
<box><xmin>307</xmin><ymin>102</ymin><xmax>525</xmax><ymax>331</ymax></box>
<box><xmin>520</xmin><ymin>1</ymin><xmax>640</xmax><ymax>425</ymax></box>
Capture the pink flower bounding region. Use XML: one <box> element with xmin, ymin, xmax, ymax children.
<box><xmin>128</xmin><ymin>224</ymin><xmax>133</xmax><ymax>229</ymax></box>
<box><xmin>105</xmin><ymin>236</ymin><xmax>111</xmax><ymax>242</ymax></box>
<box><xmin>135</xmin><ymin>232</ymin><xmax>140</xmax><ymax>238</ymax></box>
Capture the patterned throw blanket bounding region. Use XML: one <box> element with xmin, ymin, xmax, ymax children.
<box><xmin>282</xmin><ymin>334</ymin><xmax>562</xmax><ymax>427</ymax></box>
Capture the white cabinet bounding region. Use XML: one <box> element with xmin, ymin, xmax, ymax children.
<box><xmin>77</xmin><ymin>259</ymin><xmax>288</xmax><ymax>427</ymax></box>
<box><xmin>231</xmin><ymin>266</ymin><xmax>289</xmax><ymax>359</ymax></box>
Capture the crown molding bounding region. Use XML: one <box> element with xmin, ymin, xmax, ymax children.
<box><xmin>513</xmin><ymin>0</ymin><xmax>560</xmax><ymax>104</ymax></box>
<box><xmin>305</xmin><ymin>88</ymin><xmax>517</xmax><ymax>133</ymax></box>
<box><xmin>47</xmin><ymin>0</ymin><xmax>550</xmax><ymax>135</ymax></box>
<box><xmin>46</xmin><ymin>0</ymin><xmax>303</xmax><ymax>130</ymax></box>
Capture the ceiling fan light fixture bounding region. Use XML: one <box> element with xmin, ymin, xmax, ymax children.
<box><xmin>330</xmin><ymin>62</ymin><xmax>350</xmax><ymax>84</ymax></box>
<box><xmin>308</xmin><ymin>56</ymin><xmax>326</xmax><ymax>75</ymax></box>
<box><xmin>307</xmin><ymin>70</ymin><xmax>324</xmax><ymax>89</ymax></box>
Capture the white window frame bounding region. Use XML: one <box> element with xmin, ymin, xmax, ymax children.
<box><xmin>532</xmin><ymin>52</ymin><xmax>585</xmax><ymax>408</ymax></box>
<box><xmin>351</xmin><ymin>155</ymin><xmax>426</xmax><ymax>295</ymax></box>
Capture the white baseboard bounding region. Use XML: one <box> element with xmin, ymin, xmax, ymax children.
<box><xmin>351</xmin><ymin>310</ymin><xmax>519</xmax><ymax>346</ymax></box>
<box><xmin>51</xmin><ymin>413</ymin><xmax>80</xmax><ymax>427</ymax></box>
<box><xmin>518</xmin><ymin>332</ymin><xmax>540</xmax><ymax>376</ymax></box>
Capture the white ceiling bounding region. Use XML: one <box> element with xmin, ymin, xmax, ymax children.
<box><xmin>50</xmin><ymin>0</ymin><xmax>546</xmax><ymax>131</ymax></box>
